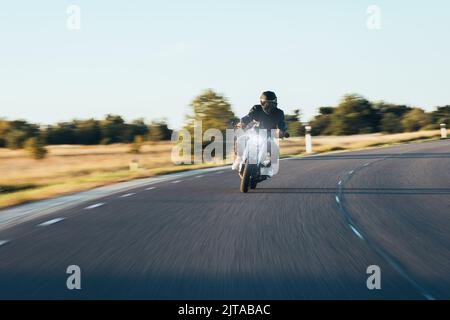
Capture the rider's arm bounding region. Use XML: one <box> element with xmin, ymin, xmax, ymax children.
<box><xmin>241</xmin><ymin>105</ymin><xmax>259</xmax><ymax>127</ymax></box>
<box><xmin>277</xmin><ymin>110</ymin><xmax>288</xmax><ymax>133</ymax></box>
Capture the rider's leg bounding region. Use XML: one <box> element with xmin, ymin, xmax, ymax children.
<box><xmin>232</xmin><ymin>135</ymin><xmax>246</xmax><ymax>170</ymax></box>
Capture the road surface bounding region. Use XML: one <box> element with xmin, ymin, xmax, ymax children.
<box><xmin>1</xmin><ymin>140</ymin><xmax>450</xmax><ymax>299</ymax></box>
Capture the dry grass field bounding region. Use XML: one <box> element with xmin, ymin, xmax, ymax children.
<box><xmin>0</xmin><ymin>130</ymin><xmax>442</xmax><ymax>208</ymax></box>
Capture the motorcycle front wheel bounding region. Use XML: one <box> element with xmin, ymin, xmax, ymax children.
<box><xmin>240</xmin><ymin>161</ymin><xmax>256</xmax><ymax>193</ymax></box>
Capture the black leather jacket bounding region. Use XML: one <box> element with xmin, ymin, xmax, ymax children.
<box><xmin>241</xmin><ymin>105</ymin><xmax>287</xmax><ymax>132</ymax></box>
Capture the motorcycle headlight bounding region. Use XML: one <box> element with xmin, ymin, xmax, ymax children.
<box><xmin>247</xmin><ymin>130</ymin><xmax>267</xmax><ymax>148</ymax></box>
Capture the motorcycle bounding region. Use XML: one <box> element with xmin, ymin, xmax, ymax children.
<box><xmin>235</xmin><ymin>121</ymin><xmax>289</xmax><ymax>193</ymax></box>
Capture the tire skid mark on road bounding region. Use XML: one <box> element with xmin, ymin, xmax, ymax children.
<box><xmin>335</xmin><ymin>156</ymin><xmax>435</xmax><ymax>300</ymax></box>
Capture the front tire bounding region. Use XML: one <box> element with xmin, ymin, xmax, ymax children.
<box><xmin>240</xmin><ymin>161</ymin><xmax>255</xmax><ymax>193</ymax></box>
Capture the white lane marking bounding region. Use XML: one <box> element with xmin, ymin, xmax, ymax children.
<box><xmin>349</xmin><ymin>224</ymin><xmax>364</xmax><ymax>240</ymax></box>
<box><xmin>37</xmin><ymin>218</ymin><xmax>65</xmax><ymax>227</ymax></box>
<box><xmin>335</xmin><ymin>196</ymin><xmax>340</xmax><ymax>204</ymax></box>
<box><xmin>171</xmin><ymin>180</ymin><xmax>182</xmax><ymax>184</ymax></box>
<box><xmin>120</xmin><ymin>193</ymin><xmax>135</xmax><ymax>198</ymax></box>
<box><xmin>363</xmin><ymin>163</ymin><xmax>370</xmax><ymax>167</ymax></box>
<box><xmin>85</xmin><ymin>203</ymin><xmax>105</xmax><ymax>210</ymax></box>
<box><xmin>338</xmin><ymin>180</ymin><xmax>342</xmax><ymax>186</ymax></box>
<box><xmin>348</xmin><ymin>170</ymin><xmax>354</xmax><ymax>175</ymax></box>
<box><xmin>216</xmin><ymin>171</ymin><xmax>224</xmax><ymax>174</ymax></box>
<box><xmin>196</xmin><ymin>175</ymin><xmax>204</xmax><ymax>178</ymax></box>
<box><xmin>0</xmin><ymin>240</ymin><xmax>10</xmax><ymax>247</ymax></box>
<box><xmin>145</xmin><ymin>187</ymin><xmax>156</xmax><ymax>191</ymax></box>
<box><xmin>424</xmin><ymin>293</ymin><xmax>435</xmax><ymax>301</ymax></box>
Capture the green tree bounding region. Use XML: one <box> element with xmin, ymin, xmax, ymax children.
<box><xmin>73</xmin><ymin>119</ymin><xmax>101</xmax><ymax>145</ymax></box>
<box><xmin>0</xmin><ymin>119</ymin><xmax>10</xmax><ymax>148</ymax></box>
<box><xmin>43</xmin><ymin>122</ymin><xmax>76</xmax><ymax>145</ymax></box>
<box><xmin>380</xmin><ymin>113</ymin><xmax>403</xmax><ymax>133</ymax></box>
<box><xmin>374</xmin><ymin>102</ymin><xmax>411</xmax><ymax>118</ymax></box>
<box><xmin>24</xmin><ymin>137</ymin><xmax>48</xmax><ymax>159</ymax></box>
<box><xmin>328</xmin><ymin>94</ymin><xmax>379</xmax><ymax>135</ymax></box>
<box><xmin>285</xmin><ymin>109</ymin><xmax>304</xmax><ymax>137</ymax></box>
<box><xmin>100</xmin><ymin>114</ymin><xmax>126</xmax><ymax>144</ymax></box>
<box><xmin>401</xmin><ymin>108</ymin><xmax>431</xmax><ymax>132</ymax></box>
<box><xmin>186</xmin><ymin>89</ymin><xmax>237</xmax><ymax>134</ymax></box>
<box><xmin>309</xmin><ymin>106</ymin><xmax>335</xmax><ymax>135</ymax></box>
<box><xmin>318</xmin><ymin>106</ymin><xmax>334</xmax><ymax>115</ymax></box>
<box><xmin>5</xmin><ymin>130</ymin><xmax>28</xmax><ymax>149</ymax></box>
<box><xmin>128</xmin><ymin>118</ymin><xmax>149</xmax><ymax>141</ymax></box>
<box><xmin>149</xmin><ymin>121</ymin><xmax>172</xmax><ymax>141</ymax></box>
<box><xmin>3</xmin><ymin>120</ymin><xmax>39</xmax><ymax>149</ymax></box>
<box><xmin>431</xmin><ymin>105</ymin><xmax>450</xmax><ymax>126</ymax></box>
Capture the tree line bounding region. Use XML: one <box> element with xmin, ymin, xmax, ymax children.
<box><xmin>0</xmin><ymin>115</ymin><xmax>172</xmax><ymax>150</ymax></box>
<box><xmin>309</xmin><ymin>94</ymin><xmax>450</xmax><ymax>136</ymax></box>
<box><xmin>1</xmin><ymin>91</ymin><xmax>449</xmax><ymax>154</ymax></box>
<box><xmin>183</xmin><ymin>90</ymin><xmax>450</xmax><ymax>139</ymax></box>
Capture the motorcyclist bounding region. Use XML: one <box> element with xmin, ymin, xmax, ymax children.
<box><xmin>232</xmin><ymin>91</ymin><xmax>288</xmax><ymax>170</ymax></box>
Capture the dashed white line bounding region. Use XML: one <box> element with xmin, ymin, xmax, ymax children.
<box><xmin>0</xmin><ymin>240</ymin><xmax>10</xmax><ymax>247</ymax></box>
<box><xmin>348</xmin><ymin>170</ymin><xmax>354</xmax><ymax>175</ymax></box>
<box><xmin>349</xmin><ymin>224</ymin><xmax>364</xmax><ymax>240</ymax></box>
<box><xmin>338</xmin><ymin>180</ymin><xmax>342</xmax><ymax>186</ymax></box>
<box><xmin>335</xmin><ymin>196</ymin><xmax>341</xmax><ymax>204</ymax></box>
<box><xmin>145</xmin><ymin>187</ymin><xmax>156</xmax><ymax>190</ymax></box>
<box><xmin>37</xmin><ymin>218</ymin><xmax>65</xmax><ymax>227</ymax></box>
<box><xmin>424</xmin><ymin>293</ymin><xmax>435</xmax><ymax>301</ymax></box>
<box><xmin>120</xmin><ymin>193</ymin><xmax>135</xmax><ymax>198</ymax></box>
<box><xmin>216</xmin><ymin>171</ymin><xmax>224</xmax><ymax>174</ymax></box>
<box><xmin>171</xmin><ymin>180</ymin><xmax>182</xmax><ymax>184</ymax></box>
<box><xmin>85</xmin><ymin>203</ymin><xmax>105</xmax><ymax>210</ymax></box>
<box><xmin>363</xmin><ymin>163</ymin><xmax>370</xmax><ymax>167</ymax></box>
<box><xmin>195</xmin><ymin>175</ymin><xmax>204</xmax><ymax>178</ymax></box>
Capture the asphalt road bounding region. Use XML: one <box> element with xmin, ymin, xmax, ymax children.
<box><xmin>1</xmin><ymin>140</ymin><xmax>450</xmax><ymax>299</ymax></box>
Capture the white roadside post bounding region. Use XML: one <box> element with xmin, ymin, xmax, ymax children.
<box><xmin>440</xmin><ymin>123</ymin><xmax>447</xmax><ymax>139</ymax></box>
<box><xmin>305</xmin><ymin>125</ymin><xmax>313</xmax><ymax>154</ymax></box>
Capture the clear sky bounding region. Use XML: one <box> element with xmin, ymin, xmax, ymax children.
<box><xmin>1</xmin><ymin>0</ymin><xmax>449</xmax><ymax>129</ymax></box>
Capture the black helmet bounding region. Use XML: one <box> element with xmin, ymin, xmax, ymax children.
<box><xmin>260</xmin><ymin>91</ymin><xmax>278</xmax><ymax>114</ymax></box>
